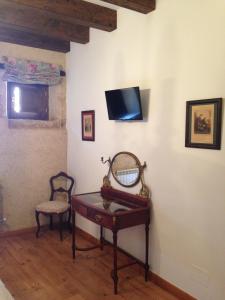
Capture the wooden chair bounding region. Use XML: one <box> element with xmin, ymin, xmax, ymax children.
<box><xmin>35</xmin><ymin>171</ymin><xmax>75</xmax><ymax>241</ymax></box>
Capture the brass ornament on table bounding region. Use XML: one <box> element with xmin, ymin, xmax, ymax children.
<box><xmin>139</xmin><ymin>161</ymin><xmax>150</xmax><ymax>198</ymax></box>
<box><xmin>101</xmin><ymin>156</ymin><xmax>112</xmax><ymax>188</ymax></box>
<box><xmin>103</xmin><ymin>175</ymin><xmax>111</xmax><ymax>188</ymax></box>
<box><xmin>103</xmin><ymin>198</ymin><xmax>112</xmax><ymax>210</ymax></box>
<box><xmin>139</xmin><ymin>180</ymin><xmax>150</xmax><ymax>199</ymax></box>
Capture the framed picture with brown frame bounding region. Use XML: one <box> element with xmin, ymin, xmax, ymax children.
<box><xmin>185</xmin><ymin>98</ymin><xmax>222</xmax><ymax>150</ymax></box>
<box><xmin>81</xmin><ymin>110</ymin><xmax>95</xmax><ymax>141</ymax></box>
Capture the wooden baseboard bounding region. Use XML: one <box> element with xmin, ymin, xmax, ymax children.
<box><xmin>149</xmin><ymin>272</ymin><xmax>196</xmax><ymax>300</ymax></box>
<box><xmin>0</xmin><ymin>225</ymin><xmax>49</xmax><ymax>238</ymax></box>
<box><xmin>76</xmin><ymin>227</ymin><xmax>98</xmax><ymax>244</ymax></box>
<box><xmin>0</xmin><ymin>226</ymin><xmax>196</xmax><ymax>300</ymax></box>
<box><xmin>0</xmin><ymin>226</ymin><xmax>36</xmax><ymax>238</ymax></box>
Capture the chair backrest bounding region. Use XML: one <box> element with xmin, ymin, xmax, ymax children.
<box><xmin>49</xmin><ymin>171</ymin><xmax>75</xmax><ymax>204</ymax></box>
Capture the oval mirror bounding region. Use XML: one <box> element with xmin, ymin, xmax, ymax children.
<box><xmin>111</xmin><ymin>152</ymin><xmax>141</xmax><ymax>187</ymax></box>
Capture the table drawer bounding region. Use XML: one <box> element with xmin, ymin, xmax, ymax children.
<box><xmin>87</xmin><ymin>210</ymin><xmax>112</xmax><ymax>228</ymax></box>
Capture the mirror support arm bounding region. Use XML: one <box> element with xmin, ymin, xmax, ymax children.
<box><xmin>142</xmin><ymin>162</ymin><xmax>147</xmax><ymax>169</ymax></box>
<box><xmin>101</xmin><ymin>157</ymin><xmax>111</xmax><ymax>166</ymax></box>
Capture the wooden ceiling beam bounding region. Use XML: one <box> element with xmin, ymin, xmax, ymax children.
<box><xmin>0</xmin><ymin>23</ymin><xmax>70</xmax><ymax>53</ymax></box>
<box><xmin>8</xmin><ymin>0</ymin><xmax>117</xmax><ymax>32</ymax></box>
<box><xmin>101</xmin><ymin>0</ymin><xmax>156</xmax><ymax>14</ymax></box>
<box><xmin>0</xmin><ymin>0</ymin><xmax>89</xmax><ymax>44</ymax></box>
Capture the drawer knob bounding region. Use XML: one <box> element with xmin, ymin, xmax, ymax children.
<box><xmin>95</xmin><ymin>214</ymin><xmax>103</xmax><ymax>222</ymax></box>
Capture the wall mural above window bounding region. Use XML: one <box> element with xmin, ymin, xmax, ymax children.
<box><xmin>1</xmin><ymin>56</ymin><xmax>63</xmax><ymax>86</ymax></box>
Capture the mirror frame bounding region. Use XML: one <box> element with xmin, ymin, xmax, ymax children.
<box><xmin>110</xmin><ymin>151</ymin><xmax>141</xmax><ymax>188</ymax></box>
<box><xmin>101</xmin><ymin>151</ymin><xmax>150</xmax><ymax>199</ymax></box>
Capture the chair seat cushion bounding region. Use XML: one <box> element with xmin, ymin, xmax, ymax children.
<box><xmin>36</xmin><ymin>201</ymin><xmax>69</xmax><ymax>214</ymax></box>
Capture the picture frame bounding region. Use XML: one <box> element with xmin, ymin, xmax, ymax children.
<box><xmin>185</xmin><ymin>98</ymin><xmax>222</xmax><ymax>150</ymax></box>
<box><xmin>81</xmin><ymin>110</ymin><xmax>95</xmax><ymax>141</ymax></box>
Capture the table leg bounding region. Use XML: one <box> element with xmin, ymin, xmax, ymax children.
<box><xmin>145</xmin><ymin>221</ymin><xmax>150</xmax><ymax>281</ymax></box>
<box><xmin>72</xmin><ymin>210</ymin><xmax>76</xmax><ymax>259</ymax></box>
<box><xmin>35</xmin><ymin>211</ymin><xmax>40</xmax><ymax>238</ymax></box>
<box><xmin>100</xmin><ymin>225</ymin><xmax>104</xmax><ymax>250</ymax></box>
<box><xmin>113</xmin><ymin>230</ymin><xmax>118</xmax><ymax>294</ymax></box>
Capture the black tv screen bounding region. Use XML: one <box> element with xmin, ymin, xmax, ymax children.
<box><xmin>105</xmin><ymin>87</ymin><xmax>143</xmax><ymax>120</ymax></box>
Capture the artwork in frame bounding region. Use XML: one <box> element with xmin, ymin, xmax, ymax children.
<box><xmin>185</xmin><ymin>98</ymin><xmax>222</xmax><ymax>150</ymax></box>
<box><xmin>81</xmin><ymin>110</ymin><xmax>95</xmax><ymax>141</ymax></box>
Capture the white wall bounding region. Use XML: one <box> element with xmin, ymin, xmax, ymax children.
<box><xmin>66</xmin><ymin>1</ymin><xmax>225</xmax><ymax>299</ymax></box>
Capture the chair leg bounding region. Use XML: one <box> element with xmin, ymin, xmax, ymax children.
<box><xmin>49</xmin><ymin>215</ymin><xmax>53</xmax><ymax>230</ymax></box>
<box><xmin>59</xmin><ymin>213</ymin><xmax>63</xmax><ymax>241</ymax></box>
<box><xmin>35</xmin><ymin>211</ymin><xmax>41</xmax><ymax>238</ymax></box>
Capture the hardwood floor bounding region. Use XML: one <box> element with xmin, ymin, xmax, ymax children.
<box><xmin>0</xmin><ymin>230</ymin><xmax>179</xmax><ymax>300</ymax></box>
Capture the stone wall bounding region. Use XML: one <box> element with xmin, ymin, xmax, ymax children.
<box><xmin>0</xmin><ymin>42</ymin><xmax>67</xmax><ymax>231</ymax></box>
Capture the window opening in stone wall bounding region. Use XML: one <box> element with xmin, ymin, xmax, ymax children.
<box><xmin>7</xmin><ymin>82</ymin><xmax>49</xmax><ymax>120</ymax></box>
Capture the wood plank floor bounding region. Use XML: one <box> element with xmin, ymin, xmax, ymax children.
<box><xmin>0</xmin><ymin>230</ymin><xmax>179</xmax><ymax>300</ymax></box>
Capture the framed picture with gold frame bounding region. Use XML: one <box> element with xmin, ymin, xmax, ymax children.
<box><xmin>185</xmin><ymin>98</ymin><xmax>222</xmax><ymax>150</ymax></box>
<box><xmin>81</xmin><ymin>110</ymin><xmax>95</xmax><ymax>141</ymax></box>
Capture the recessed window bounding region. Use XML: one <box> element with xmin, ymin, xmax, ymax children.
<box><xmin>7</xmin><ymin>82</ymin><xmax>49</xmax><ymax>120</ymax></box>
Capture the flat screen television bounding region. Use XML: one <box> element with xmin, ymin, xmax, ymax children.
<box><xmin>105</xmin><ymin>87</ymin><xmax>143</xmax><ymax>120</ymax></box>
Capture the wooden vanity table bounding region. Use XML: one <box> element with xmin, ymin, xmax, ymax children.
<box><xmin>71</xmin><ymin>152</ymin><xmax>151</xmax><ymax>294</ymax></box>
